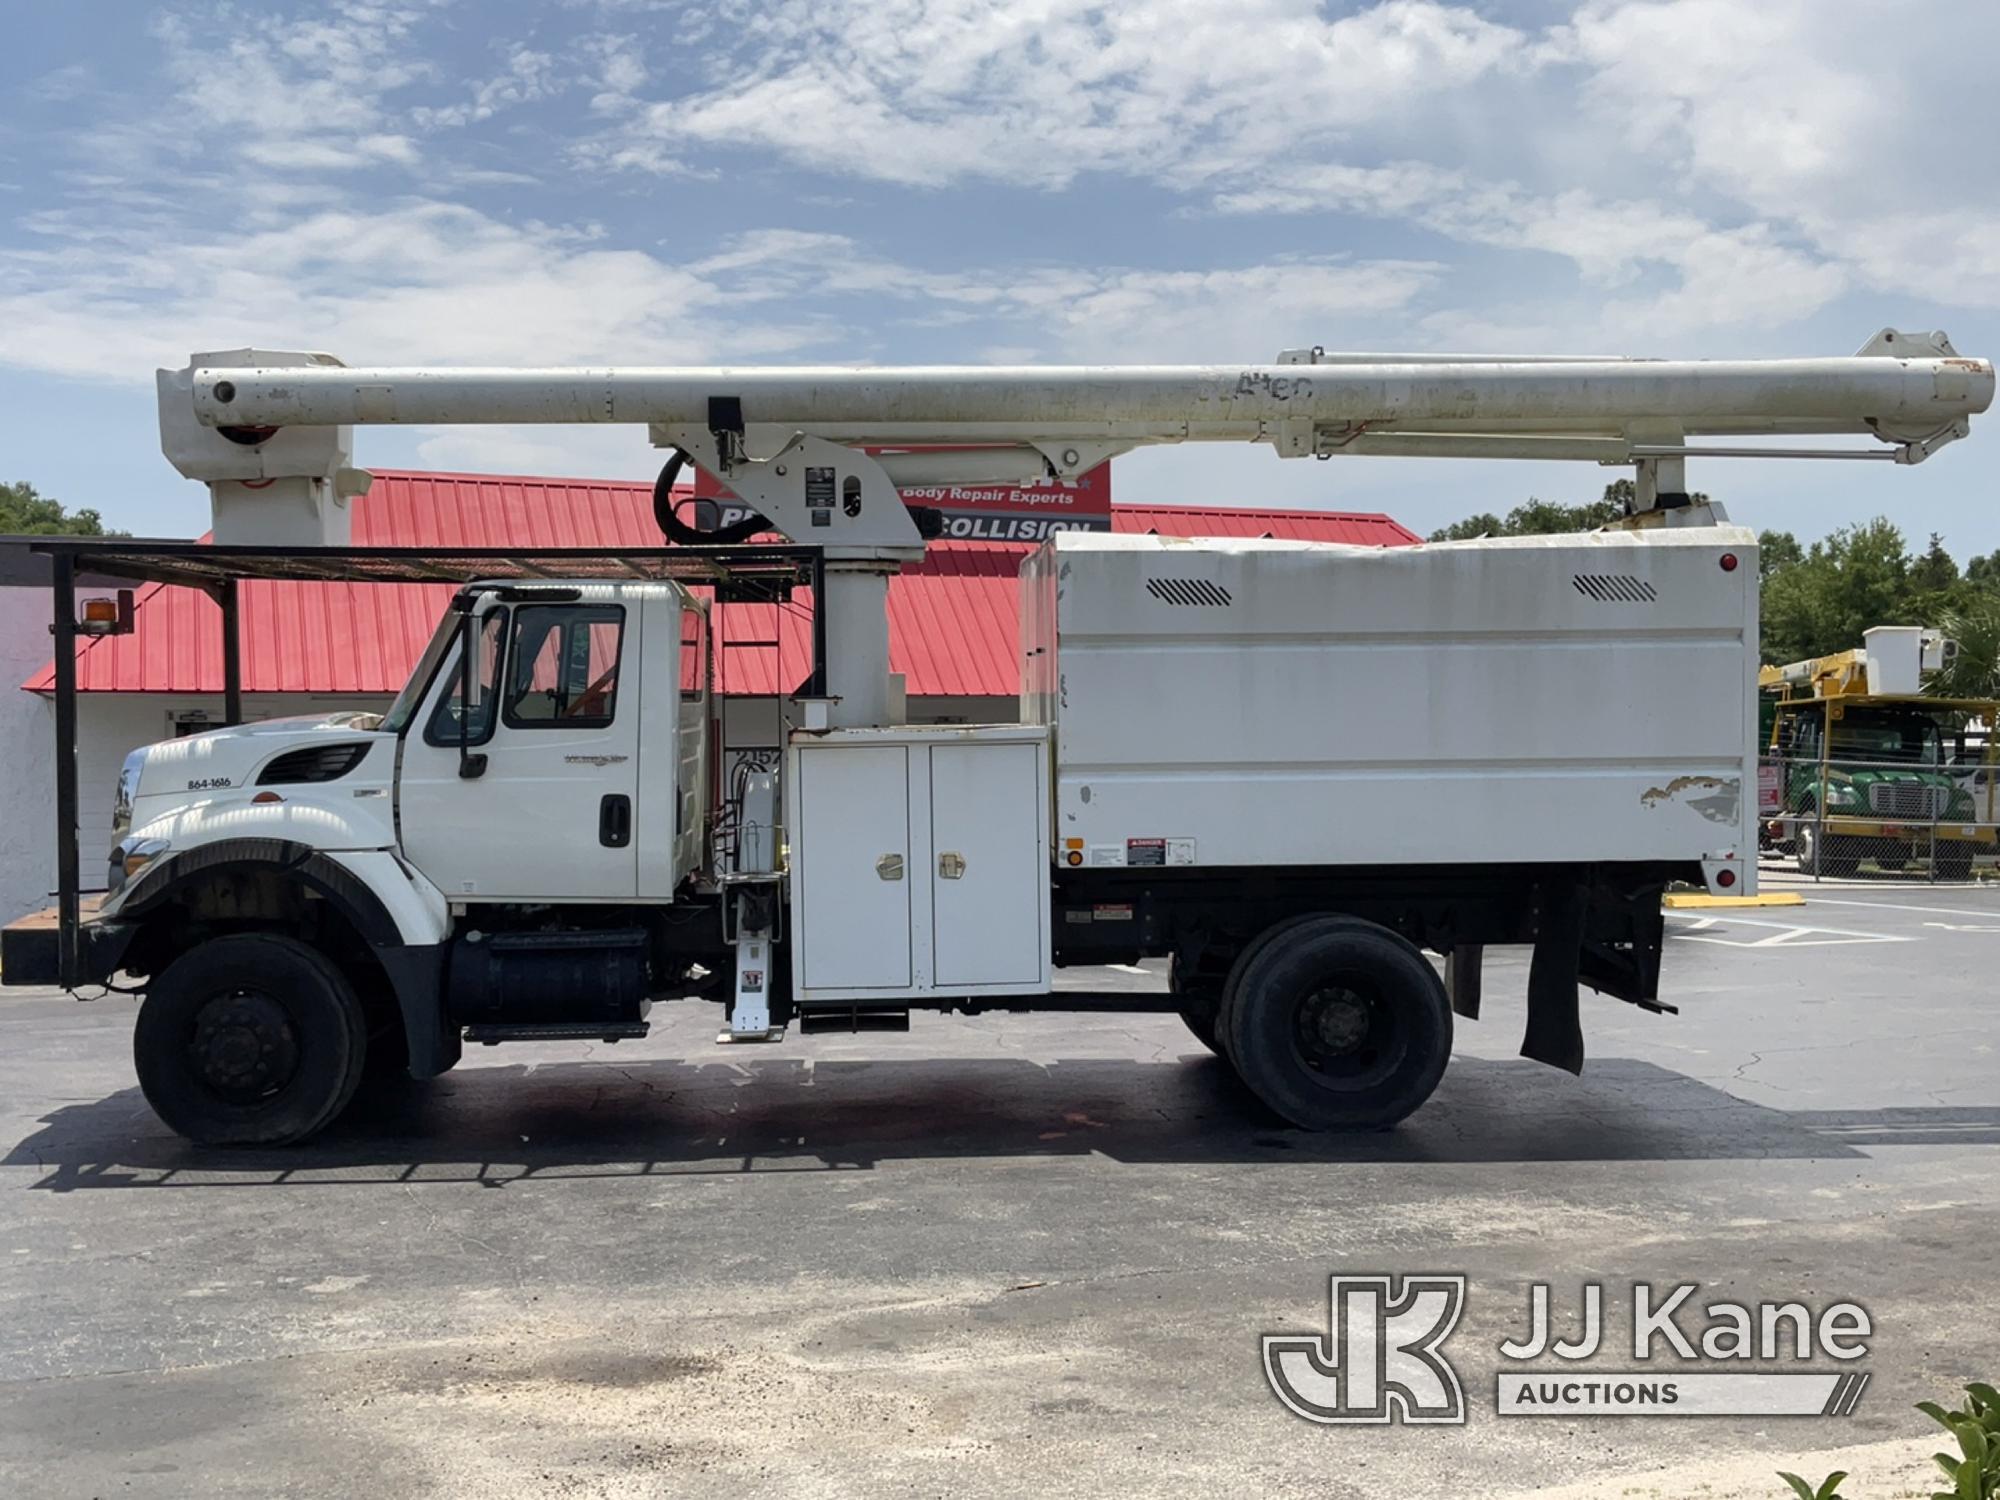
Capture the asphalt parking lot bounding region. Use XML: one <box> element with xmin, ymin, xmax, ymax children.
<box><xmin>2</xmin><ymin>881</ymin><xmax>1996</xmax><ymax>1498</ymax></box>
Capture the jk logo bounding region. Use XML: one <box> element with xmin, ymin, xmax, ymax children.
<box><xmin>1263</xmin><ymin>1275</ymin><xmax>1468</xmax><ymax>1425</ymax></box>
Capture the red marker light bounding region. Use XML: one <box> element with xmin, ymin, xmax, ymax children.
<box><xmin>1716</xmin><ymin>867</ymin><xmax>1737</xmax><ymax>888</ymax></box>
<box><xmin>1720</xmin><ymin>553</ymin><xmax>1739</xmax><ymax>572</ymax></box>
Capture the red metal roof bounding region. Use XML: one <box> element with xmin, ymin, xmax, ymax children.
<box><xmin>26</xmin><ymin>470</ymin><xmax>1417</xmax><ymax>698</ymax></box>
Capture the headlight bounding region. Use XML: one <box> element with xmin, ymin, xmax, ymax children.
<box><xmin>1825</xmin><ymin>783</ymin><xmax>1860</xmax><ymax>807</ymax></box>
<box><xmin>112</xmin><ymin>750</ymin><xmax>145</xmax><ymax>838</ymax></box>
<box><xmin>107</xmin><ymin>837</ymin><xmax>170</xmax><ymax>896</ymax></box>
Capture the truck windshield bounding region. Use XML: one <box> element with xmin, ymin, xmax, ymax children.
<box><xmin>379</xmin><ymin>607</ymin><xmax>461</xmax><ymax>734</ymax></box>
<box><xmin>1827</xmin><ymin>715</ymin><xmax>1945</xmax><ymax>765</ymax></box>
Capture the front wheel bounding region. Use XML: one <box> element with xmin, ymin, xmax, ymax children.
<box><xmin>134</xmin><ymin>933</ymin><xmax>367</xmax><ymax>1146</ymax></box>
<box><xmin>1795</xmin><ymin>818</ymin><xmax>1860</xmax><ymax>878</ymax></box>
<box><xmin>1218</xmin><ymin>916</ymin><xmax>1451</xmax><ymax>1131</ymax></box>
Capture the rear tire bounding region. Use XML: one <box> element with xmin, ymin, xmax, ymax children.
<box><xmin>1935</xmin><ymin>848</ymin><xmax>1975</xmax><ymax>881</ymax></box>
<box><xmin>1218</xmin><ymin>916</ymin><xmax>1451</xmax><ymax>1131</ymax></box>
<box><xmin>134</xmin><ymin>933</ymin><xmax>367</xmax><ymax>1146</ymax></box>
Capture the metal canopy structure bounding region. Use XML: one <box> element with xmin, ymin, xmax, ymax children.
<box><xmin>24</xmin><ymin>537</ymin><xmax>823</xmax><ymax>591</ymax></box>
<box><xmin>26</xmin><ymin>536</ymin><xmax>827</xmax><ymax>987</ymax></box>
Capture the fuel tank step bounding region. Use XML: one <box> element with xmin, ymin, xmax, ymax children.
<box><xmin>462</xmin><ymin>1022</ymin><xmax>651</xmax><ymax>1045</ymax></box>
<box><xmin>797</xmin><ymin>1007</ymin><xmax>912</xmax><ymax>1035</ymax></box>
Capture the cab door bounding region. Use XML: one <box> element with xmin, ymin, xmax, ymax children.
<box><xmin>398</xmin><ymin>594</ymin><xmax>642</xmax><ymax>902</ymax></box>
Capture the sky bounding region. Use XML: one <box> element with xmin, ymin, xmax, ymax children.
<box><xmin>3</xmin><ymin>0</ymin><xmax>1998</xmax><ymax>551</ymax></box>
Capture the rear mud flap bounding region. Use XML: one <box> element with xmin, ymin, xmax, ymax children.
<box><xmin>1445</xmin><ymin>943</ymin><xmax>1483</xmax><ymax>1020</ymax></box>
<box><xmin>1523</xmin><ymin>881</ymin><xmax>1585</xmax><ymax>1075</ymax></box>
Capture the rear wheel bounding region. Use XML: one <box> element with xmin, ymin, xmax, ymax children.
<box><xmin>1935</xmin><ymin>847</ymin><xmax>1975</xmax><ymax>881</ymax></box>
<box><xmin>1218</xmin><ymin>916</ymin><xmax>1451</xmax><ymax>1131</ymax></box>
<box><xmin>134</xmin><ymin>933</ymin><xmax>367</xmax><ymax>1146</ymax></box>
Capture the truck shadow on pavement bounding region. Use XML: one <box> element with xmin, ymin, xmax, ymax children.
<box><xmin>11</xmin><ymin>1053</ymin><xmax>2000</xmax><ymax>1191</ymax></box>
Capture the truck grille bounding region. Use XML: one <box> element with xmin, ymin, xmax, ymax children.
<box><xmin>1867</xmin><ymin>782</ymin><xmax>1948</xmax><ymax>818</ymax></box>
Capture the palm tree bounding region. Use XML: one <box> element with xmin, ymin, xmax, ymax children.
<box><xmin>1926</xmin><ymin>596</ymin><xmax>2000</xmax><ymax>701</ymax></box>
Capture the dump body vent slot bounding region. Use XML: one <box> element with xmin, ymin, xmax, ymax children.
<box><xmin>258</xmin><ymin>742</ymin><xmax>373</xmax><ymax>785</ymax></box>
<box><xmin>1571</xmin><ymin>573</ymin><xmax>1657</xmax><ymax>603</ymax></box>
<box><xmin>1146</xmin><ymin>577</ymin><xmax>1234</xmax><ymax>607</ymax></box>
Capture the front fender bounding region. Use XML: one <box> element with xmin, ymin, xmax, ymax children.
<box><xmin>115</xmin><ymin>839</ymin><xmax>457</xmax><ymax>1079</ymax></box>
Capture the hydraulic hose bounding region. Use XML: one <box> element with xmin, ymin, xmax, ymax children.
<box><xmin>652</xmin><ymin>449</ymin><xmax>771</xmax><ymax>545</ymax></box>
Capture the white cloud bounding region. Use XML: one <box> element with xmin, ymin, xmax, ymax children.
<box><xmin>604</xmin><ymin>0</ymin><xmax>1532</xmax><ymax>189</ymax></box>
<box><xmin>1214</xmin><ymin>161</ymin><xmax>1849</xmax><ymax>335</ymax></box>
<box><xmin>1557</xmin><ymin>0</ymin><xmax>2000</xmax><ymax>309</ymax></box>
<box><xmin>412</xmin><ymin>45</ymin><xmax>560</xmax><ymax>129</ymax></box>
<box><xmin>152</xmin><ymin>2</ymin><xmax>436</xmax><ymax>176</ymax></box>
<box><xmin>0</xmin><ymin>200</ymin><xmax>1435</xmax><ymax>384</ymax></box>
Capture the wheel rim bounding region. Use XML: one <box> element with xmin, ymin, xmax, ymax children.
<box><xmin>1290</xmin><ymin>978</ymin><xmax>1405</xmax><ymax>1090</ymax></box>
<box><xmin>188</xmin><ymin>989</ymin><xmax>301</xmax><ymax>1103</ymax></box>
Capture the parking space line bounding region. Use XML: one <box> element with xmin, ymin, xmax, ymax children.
<box><xmin>1668</xmin><ymin>914</ymin><xmax>1913</xmax><ymax>947</ymax></box>
<box><xmin>1803</xmin><ymin>897</ymin><xmax>2000</xmax><ymax>919</ymax></box>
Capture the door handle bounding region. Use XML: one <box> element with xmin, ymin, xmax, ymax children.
<box><xmin>938</xmin><ymin>851</ymin><xmax>966</xmax><ymax>879</ymax></box>
<box><xmin>599</xmin><ymin>794</ymin><xmax>631</xmax><ymax>848</ymax></box>
<box><xmin>876</xmin><ymin>853</ymin><xmax>904</xmax><ymax>881</ymax></box>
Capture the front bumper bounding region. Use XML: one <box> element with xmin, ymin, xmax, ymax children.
<box><xmin>0</xmin><ymin>901</ymin><xmax>136</xmax><ymax>988</ymax></box>
<box><xmin>1816</xmin><ymin>817</ymin><xmax>1996</xmax><ymax>845</ymax></box>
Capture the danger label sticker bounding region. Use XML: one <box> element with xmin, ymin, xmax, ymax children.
<box><xmin>1126</xmin><ymin>838</ymin><xmax>1196</xmax><ymax>867</ymax></box>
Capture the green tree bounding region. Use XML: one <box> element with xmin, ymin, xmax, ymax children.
<box><xmin>0</xmin><ymin>481</ymin><xmax>113</xmax><ymax>536</ymax></box>
<box><xmin>1925</xmin><ymin>594</ymin><xmax>2000</xmax><ymax>700</ymax></box>
<box><xmin>1426</xmin><ymin>482</ymin><xmax>1628</xmax><ymax>541</ymax></box>
<box><xmin>1909</xmin><ymin>531</ymin><xmax>1960</xmax><ymax>595</ymax></box>
<box><xmin>1759</xmin><ymin>529</ymin><xmax>1803</xmax><ymax>581</ymax></box>
<box><xmin>1427</xmin><ymin>479</ymin><xmax>1707</xmax><ymax>542</ymax></box>
<box><xmin>1759</xmin><ymin>518</ymin><xmax>1915</xmax><ymax>665</ymax></box>
<box><xmin>1967</xmin><ymin>549</ymin><xmax>2000</xmax><ymax>591</ymax></box>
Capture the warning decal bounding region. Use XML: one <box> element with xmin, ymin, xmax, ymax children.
<box><xmin>1125</xmin><ymin>837</ymin><xmax>1196</xmax><ymax>867</ymax></box>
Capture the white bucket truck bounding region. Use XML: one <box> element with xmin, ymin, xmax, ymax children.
<box><xmin>2</xmin><ymin>332</ymin><xmax>1988</xmax><ymax>1144</ymax></box>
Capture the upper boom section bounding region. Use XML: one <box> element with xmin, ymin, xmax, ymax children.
<box><xmin>194</xmin><ymin>351</ymin><xmax>1990</xmax><ymax>446</ymax></box>
<box><xmin>157</xmin><ymin>331</ymin><xmax>1994</xmax><ymax>548</ymax></box>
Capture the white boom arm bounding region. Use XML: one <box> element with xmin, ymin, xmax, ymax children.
<box><xmin>159</xmin><ymin>328</ymin><xmax>1993</xmax><ymax>551</ymax></box>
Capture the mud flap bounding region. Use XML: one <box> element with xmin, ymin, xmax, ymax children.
<box><xmin>1522</xmin><ymin>879</ymin><xmax>1586</xmax><ymax>1075</ymax></box>
<box><xmin>1445</xmin><ymin>944</ymin><xmax>1483</xmax><ymax>1020</ymax></box>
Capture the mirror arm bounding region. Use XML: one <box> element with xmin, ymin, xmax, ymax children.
<box><xmin>455</xmin><ymin>597</ymin><xmax>488</xmax><ymax>781</ymax></box>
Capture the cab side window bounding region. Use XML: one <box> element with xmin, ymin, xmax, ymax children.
<box><xmin>502</xmin><ymin>605</ymin><xmax>625</xmax><ymax>728</ymax></box>
<box><xmin>423</xmin><ymin>611</ymin><xmax>507</xmax><ymax>746</ymax></box>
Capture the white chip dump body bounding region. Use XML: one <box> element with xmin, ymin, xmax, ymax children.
<box><xmin>1021</xmin><ymin>527</ymin><xmax>1757</xmax><ymax>877</ymax></box>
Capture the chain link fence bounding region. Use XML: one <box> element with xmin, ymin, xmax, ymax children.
<box><xmin>1758</xmin><ymin>737</ymin><xmax>2000</xmax><ymax>882</ymax></box>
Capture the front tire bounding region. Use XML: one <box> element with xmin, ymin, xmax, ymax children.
<box><xmin>1218</xmin><ymin>916</ymin><xmax>1451</xmax><ymax>1131</ymax></box>
<box><xmin>1795</xmin><ymin>818</ymin><xmax>1860</xmax><ymax>878</ymax></box>
<box><xmin>134</xmin><ymin>933</ymin><xmax>367</xmax><ymax>1146</ymax></box>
